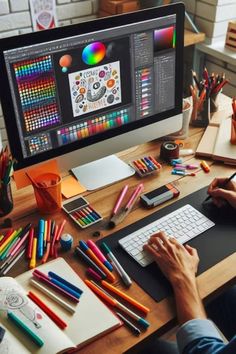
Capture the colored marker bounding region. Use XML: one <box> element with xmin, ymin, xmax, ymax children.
<box><xmin>30</xmin><ymin>279</ymin><xmax>76</xmax><ymax>314</ymax></box>
<box><xmin>1</xmin><ymin>248</ymin><xmax>26</xmax><ymax>276</ymax></box>
<box><xmin>200</xmin><ymin>160</ymin><xmax>210</xmax><ymax>173</ymax></box>
<box><xmin>27</xmin><ymin>228</ymin><xmax>34</xmax><ymax>259</ymax></box>
<box><xmin>101</xmin><ymin>280</ymin><xmax>150</xmax><ymax>315</ymax></box>
<box><xmin>112</xmin><ymin>185</ymin><xmax>129</xmax><ymax>216</ymax></box>
<box><xmin>30</xmin><ymin>238</ymin><xmax>37</xmax><ymax>269</ymax></box>
<box><xmin>37</xmin><ymin>219</ymin><xmax>44</xmax><ymax>258</ymax></box>
<box><xmin>85</xmin><ymin>280</ymin><xmax>150</xmax><ymax>329</ymax></box>
<box><xmin>33</xmin><ymin>269</ymin><xmax>79</xmax><ymax>303</ymax></box>
<box><xmin>75</xmin><ymin>246</ymin><xmax>107</xmax><ymax>279</ymax></box>
<box><xmin>56</xmin><ymin>219</ymin><xmax>67</xmax><ymax>242</ymax></box>
<box><xmin>101</xmin><ymin>242</ymin><xmax>132</xmax><ymax>287</ymax></box>
<box><xmin>28</xmin><ymin>291</ymin><xmax>67</xmax><ymax>330</ymax></box>
<box><xmin>48</xmin><ymin>271</ymin><xmax>83</xmax><ymax>295</ymax></box>
<box><xmin>116</xmin><ymin>312</ymin><xmax>141</xmax><ymax>336</ymax></box>
<box><xmin>86</xmin><ymin>267</ymin><xmax>102</xmax><ymax>281</ymax></box>
<box><xmin>43</xmin><ymin>221</ymin><xmax>47</xmax><ymax>248</ymax></box>
<box><xmin>87</xmin><ymin>240</ymin><xmax>113</xmax><ymax>271</ymax></box>
<box><xmin>7</xmin><ymin>311</ymin><xmax>44</xmax><ymax>347</ymax></box>
<box><xmin>79</xmin><ymin>241</ymin><xmax>115</xmax><ymax>283</ymax></box>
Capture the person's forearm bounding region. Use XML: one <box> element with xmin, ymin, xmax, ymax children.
<box><xmin>173</xmin><ymin>276</ymin><xmax>206</xmax><ymax>325</ymax></box>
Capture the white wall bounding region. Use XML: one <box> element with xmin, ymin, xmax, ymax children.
<box><xmin>0</xmin><ymin>0</ymin><xmax>99</xmax><ymax>146</ymax></box>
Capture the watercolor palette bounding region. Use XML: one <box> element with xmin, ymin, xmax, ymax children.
<box><xmin>63</xmin><ymin>196</ymin><xmax>103</xmax><ymax>229</ymax></box>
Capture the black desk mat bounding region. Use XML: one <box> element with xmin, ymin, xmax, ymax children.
<box><xmin>97</xmin><ymin>186</ymin><xmax>236</xmax><ymax>302</ymax></box>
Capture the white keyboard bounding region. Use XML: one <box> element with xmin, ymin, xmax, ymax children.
<box><xmin>118</xmin><ymin>204</ymin><xmax>215</xmax><ymax>267</ymax></box>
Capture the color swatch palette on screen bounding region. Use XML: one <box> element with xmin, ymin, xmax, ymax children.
<box><xmin>13</xmin><ymin>55</ymin><xmax>60</xmax><ymax>133</ymax></box>
<box><xmin>27</xmin><ymin>133</ymin><xmax>51</xmax><ymax>155</ymax></box>
<box><xmin>154</xmin><ymin>26</ymin><xmax>175</xmax><ymax>52</ymax></box>
<box><xmin>57</xmin><ymin>109</ymin><xmax>130</xmax><ymax>146</ymax></box>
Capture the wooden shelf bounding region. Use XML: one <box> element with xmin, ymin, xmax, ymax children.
<box><xmin>184</xmin><ymin>29</ymin><xmax>205</xmax><ymax>47</ymax></box>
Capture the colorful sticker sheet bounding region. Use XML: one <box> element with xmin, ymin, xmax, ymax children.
<box><xmin>13</xmin><ymin>55</ymin><xmax>60</xmax><ymax>133</ymax></box>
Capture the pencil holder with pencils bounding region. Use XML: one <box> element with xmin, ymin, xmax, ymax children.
<box><xmin>0</xmin><ymin>181</ymin><xmax>13</xmax><ymax>217</ymax></box>
<box><xmin>190</xmin><ymin>95</ymin><xmax>210</xmax><ymax>128</ymax></box>
<box><xmin>0</xmin><ymin>146</ymin><xmax>14</xmax><ymax>216</ymax></box>
<box><xmin>31</xmin><ymin>173</ymin><xmax>62</xmax><ymax>214</ymax></box>
<box><xmin>190</xmin><ymin>69</ymin><xmax>229</xmax><ymax>126</ymax></box>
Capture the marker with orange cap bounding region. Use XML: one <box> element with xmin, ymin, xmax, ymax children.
<box><xmin>85</xmin><ymin>279</ymin><xmax>150</xmax><ymax>329</ymax></box>
<box><xmin>200</xmin><ymin>160</ymin><xmax>210</xmax><ymax>173</ymax></box>
<box><xmin>101</xmin><ymin>280</ymin><xmax>150</xmax><ymax>315</ymax></box>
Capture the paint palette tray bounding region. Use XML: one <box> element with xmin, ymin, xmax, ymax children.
<box><xmin>62</xmin><ymin>196</ymin><xmax>103</xmax><ymax>228</ymax></box>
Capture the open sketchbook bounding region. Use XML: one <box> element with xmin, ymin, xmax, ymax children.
<box><xmin>0</xmin><ymin>258</ymin><xmax>121</xmax><ymax>354</ymax></box>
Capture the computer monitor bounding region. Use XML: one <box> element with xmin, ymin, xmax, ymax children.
<box><xmin>0</xmin><ymin>3</ymin><xmax>184</xmax><ymax>189</ymax></box>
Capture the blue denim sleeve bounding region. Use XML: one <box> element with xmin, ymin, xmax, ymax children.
<box><xmin>176</xmin><ymin>319</ymin><xmax>236</xmax><ymax>354</ymax></box>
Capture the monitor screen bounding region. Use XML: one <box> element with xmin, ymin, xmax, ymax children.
<box><xmin>0</xmin><ymin>3</ymin><xmax>184</xmax><ymax>171</ymax></box>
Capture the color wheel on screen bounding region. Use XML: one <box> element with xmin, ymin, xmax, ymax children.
<box><xmin>82</xmin><ymin>42</ymin><xmax>106</xmax><ymax>65</ymax></box>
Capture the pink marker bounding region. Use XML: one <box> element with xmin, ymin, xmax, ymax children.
<box><xmin>125</xmin><ymin>183</ymin><xmax>144</xmax><ymax>210</ymax></box>
<box><xmin>112</xmin><ymin>185</ymin><xmax>129</xmax><ymax>216</ymax></box>
<box><xmin>87</xmin><ymin>240</ymin><xmax>113</xmax><ymax>271</ymax></box>
<box><xmin>86</xmin><ymin>267</ymin><xmax>102</xmax><ymax>281</ymax></box>
<box><xmin>186</xmin><ymin>164</ymin><xmax>198</xmax><ymax>170</ymax></box>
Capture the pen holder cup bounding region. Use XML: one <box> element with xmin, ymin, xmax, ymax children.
<box><xmin>210</xmin><ymin>91</ymin><xmax>221</xmax><ymax>113</ymax></box>
<box><xmin>32</xmin><ymin>173</ymin><xmax>62</xmax><ymax>214</ymax></box>
<box><xmin>190</xmin><ymin>97</ymin><xmax>210</xmax><ymax>128</ymax></box>
<box><xmin>230</xmin><ymin>118</ymin><xmax>236</xmax><ymax>145</ymax></box>
<box><xmin>0</xmin><ymin>181</ymin><xmax>13</xmax><ymax>217</ymax></box>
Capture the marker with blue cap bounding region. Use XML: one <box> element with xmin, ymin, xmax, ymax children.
<box><xmin>38</xmin><ymin>219</ymin><xmax>45</xmax><ymax>258</ymax></box>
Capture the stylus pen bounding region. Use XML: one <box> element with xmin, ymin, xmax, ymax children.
<box><xmin>203</xmin><ymin>172</ymin><xmax>236</xmax><ymax>203</ymax></box>
<box><xmin>101</xmin><ymin>242</ymin><xmax>132</xmax><ymax>287</ymax></box>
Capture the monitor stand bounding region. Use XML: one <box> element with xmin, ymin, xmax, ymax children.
<box><xmin>71</xmin><ymin>155</ymin><xmax>135</xmax><ymax>190</ymax></box>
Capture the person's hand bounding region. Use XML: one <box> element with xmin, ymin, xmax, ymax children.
<box><xmin>143</xmin><ymin>232</ymin><xmax>199</xmax><ymax>286</ymax></box>
<box><xmin>208</xmin><ymin>178</ymin><xmax>236</xmax><ymax>209</ymax></box>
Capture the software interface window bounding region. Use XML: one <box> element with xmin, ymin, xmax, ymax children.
<box><xmin>3</xmin><ymin>14</ymin><xmax>176</xmax><ymax>160</ymax></box>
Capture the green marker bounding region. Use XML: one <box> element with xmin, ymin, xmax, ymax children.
<box><xmin>7</xmin><ymin>311</ymin><xmax>44</xmax><ymax>347</ymax></box>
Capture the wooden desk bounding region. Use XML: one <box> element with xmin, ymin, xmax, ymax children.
<box><xmin>4</xmin><ymin>107</ymin><xmax>236</xmax><ymax>354</ymax></box>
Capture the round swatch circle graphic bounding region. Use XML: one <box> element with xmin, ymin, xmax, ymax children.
<box><xmin>82</xmin><ymin>42</ymin><xmax>106</xmax><ymax>65</ymax></box>
<box><xmin>59</xmin><ymin>54</ymin><xmax>72</xmax><ymax>68</ymax></box>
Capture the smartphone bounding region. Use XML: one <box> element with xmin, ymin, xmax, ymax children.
<box><xmin>140</xmin><ymin>183</ymin><xmax>179</xmax><ymax>208</ymax></box>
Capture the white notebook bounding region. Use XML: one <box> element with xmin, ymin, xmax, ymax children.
<box><xmin>0</xmin><ymin>258</ymin><xmax>121</xmax><ymax>354</ymax></box>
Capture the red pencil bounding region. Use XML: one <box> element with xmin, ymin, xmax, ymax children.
<box><xmin>56</xmin><ymin>219</ymin><xmax>66</xmax><ymax>242</ymax></box>
<box><xmin>27</xmin><ymin>228</ymin><xmax>34</xmax><ymax>259</ymax></box>
<box><xmin>28</xmin><ymin>291</ymin><xmax>67</xmax><ymax>329</ymax></box>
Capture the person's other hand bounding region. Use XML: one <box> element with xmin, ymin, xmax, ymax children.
<box><xmin>208</xmin><ymin>178</ymin><xmax>236</xmax><ymax>208</ymax></box>
<box><xmin>143</xmin><ymin>232</ymin><xmax>199</xmax><ymax>286</ymax></box>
